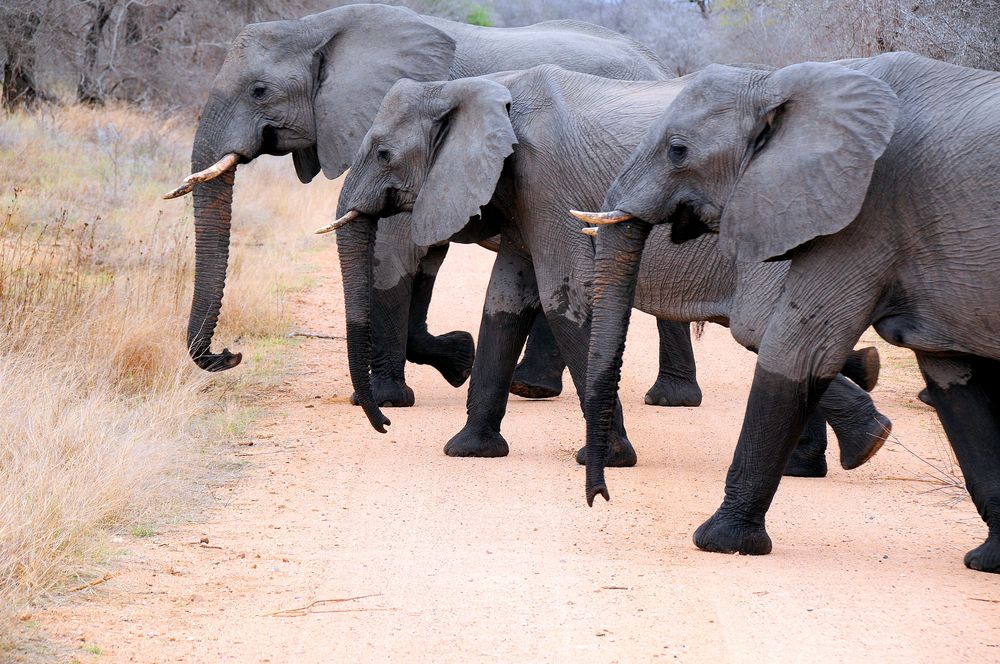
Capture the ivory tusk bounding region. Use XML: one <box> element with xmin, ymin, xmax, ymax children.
<box><xmin>580</xmin><ymin>227</ymin><xmax>598</xmax><ymax>237</ymax></box>
<box><xmin>315</xmin><ymin>209</ymin><xmax>361</xmax><ymax>235</ymax></box>
<box><xmin>162</xmin><ymin>153</ymin><xmax>240</xmax><ymax>200</ymax></box>
<box><xmin>569</xmin><ymin>209</ymin><xmax>634</xmax><ymax>225</ymax></box>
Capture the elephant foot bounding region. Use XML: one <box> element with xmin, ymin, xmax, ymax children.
<box><xmin>643</xmin><ymin>375</ymin><xmax>703</xmax><ymax>407</ymax></box>
<box><xmin>408</xmin><ymin>331</ymin><xmax>475</xmax><ymax>388</ymax></box>
<box><xmin>783</xmin><ymin>446</ymin><xmax>828</xmax><ymax>478</ymax></box>
<box><xmin>350</xmin><ymin>374</ymin><xmax>415</xmax><ymax>408</ymax></box>
<box><xmin>838</xmin><ymin>412</ymin><xmax>891</xmax><ymax>470</ymax></box>
<box><xmin>510</xmin><ymin>359</ymin><xmax>563</xmax><ymax>399</ymax></box>
<box><xmin>443</xmin><ymin>426</ymin><xmax>509</xmax><ymax>458</ymax></box>
<box><xmin>964</xmin><ymin>533</ymin><xmax>1000</xmax><ymax>574</ymax></box>
<box><xmin>574</xmin><ymin>434</ymin><xmax>638</xmax><ymax>468</ymax></box>
<box><xmin>842</xmin><ymin>346</ymin><xmax>881</xmax><ymax>392</ymax></box>
<box><xmin>918</xmin><ymin>387</ymin><xmax>935</xmax><ymax>408</ymax></box>
<box><xmin>693</xmin><ymin>507</ymin><xmax>772</xmax><ymax>556</ymax></box>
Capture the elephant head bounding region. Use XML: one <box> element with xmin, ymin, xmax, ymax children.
<box><xmin>574</xmin><ymin>61</ymin><xmax>899</xmax><ymax>504</ymax></box>
<box><xmin>321</xmin><ymin>77</ymin><xmax>516</xmax><ymax>431</ymax></box>
<box><xmin>163</xmin><ymin>4</ymin><xmax>456</xmax><ymax>372</ymax></box>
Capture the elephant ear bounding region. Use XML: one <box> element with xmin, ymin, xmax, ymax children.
<box><xmin>410</xmin><ymin>79</ymin><xmax>517</xmax><ymax>247</ymax></box>
<box><xmin>720</xmin><ymin>62</ymin><xmax>899</xmax><ymax>263</ymax></box>
<box><xmin>307</xmin><ymin>5</ymin><xmax>456</xmax><ymax>179</ymax></box>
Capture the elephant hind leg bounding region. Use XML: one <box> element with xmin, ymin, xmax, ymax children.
<box><xmin>783</xmin><ymin>411</ymin><xmax>828</xmax><ymax>478</ymax></box>
<box><xmin>510</xmin><ymin>312</ymin><xmax>566</xmax><ymax>399</ymax></box>
<box><xmin>841</xmin><ymin>345</ymin><xmax>881</xmax><ymax>392</ymax></box>
<box><xmin>644</xmin><ymin>319</ymin><xmax>703</xmax><ymax>407</ymax></box>
<box><xmin>917</xmin><ymin>353</ymin><xmax>1000</xmax><ymax>574</ymax></box>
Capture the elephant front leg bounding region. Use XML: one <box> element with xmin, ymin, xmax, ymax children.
<box><xmin>694</xmin><ymin>365</ymin><xmax>829</xmax><ymax>555</ymax></box>
<box><xmin>350</xmin><ymin>274</ymin><xmax>415</xmax><ymax>408</ymax></box>
<box><xmin>644</xmin><ymin>320</ymin><xmax>703</xmax><ymax>407</ymax></box>
<box><xmin>444</xmin><ymin>245</ymin><xmax>539</xmax><ymax>459</ymax></box>
<box><xmin>510</xmin><ymin>312</ymin><xmax>566</xmax><ymax>399</ymax></box>
<box><xmin>917</xmin><ymin>353</ymin><xmax>1000</xmax><ymax>574</ymax></box>
<box><xmin>405</xmin><ymin>244</ymin><xmax>476</xmax><ymax>388</ymax></box>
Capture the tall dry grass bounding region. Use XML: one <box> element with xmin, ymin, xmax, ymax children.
<box><xmin>0</xmin><ymin>103</ymin><xmax>341</xmax><ymax>636</ymax></box>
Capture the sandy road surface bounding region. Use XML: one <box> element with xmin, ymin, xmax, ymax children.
<box><xmin>38</xmin><ymin>241</ymin><xmax>1000</xmax><ymax>663</ymax></box>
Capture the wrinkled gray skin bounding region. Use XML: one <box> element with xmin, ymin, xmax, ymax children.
<box><xmin>586</xmin><ymin>52</ymin><xmax>1000</xmax><ymax>573</ymax></box>
<box><xmin>336</xmin><ymin>65</ymin><xmax>888</xmax><ymax>468</ymax></box>
<box><xmin>182</xmin><ymin>3</ymin><xmax>700</xmax><ymax>420</ymax></box>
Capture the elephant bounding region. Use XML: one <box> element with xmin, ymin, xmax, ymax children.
<box><xmin>160</xmin><ymin>2</ymin><xmax>701</xmax><ymax>411</ymax></box>
<box><xmin>575</xmin><ymin>51</ymin><xmax>1000</xmax><ymax>573</ymax></box>
<box><xmin>329</xmin><ymin>64</ymin><xmax>888</xmax><ymax>473</ymax></box>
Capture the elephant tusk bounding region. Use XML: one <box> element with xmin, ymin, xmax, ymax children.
<box><xmin>162</xmin><ymin>153</ymin><xmax>240</xmax><ymax>200</ymax></box>
<box><xmin>569</xmin><ymin>209</ymin><xmax>634</xmax><ymax>225</ymax></box>
<box><xmin>315</xmin><ymin>209</ymin><xmax>361</xmax><ymax>235</ymax></box>
<box><xmin>580</xmin><ymin>227</ymin><xmax>598</xmax><ymax>237</ymax></box>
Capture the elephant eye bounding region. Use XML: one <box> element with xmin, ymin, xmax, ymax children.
<box><xmin>376</xmin><ymin>147</ymin><xmax>392</xmax><ymax>164</ymax></box>
<box><xmin>250</xmin><ymin>83</ymin><xmax>267</xmax><ymax>99</ymax></box>
<box><xmin>668</xmin><ymin>142</ymin><xmax>687</xmax><ymax>165</ymax></box>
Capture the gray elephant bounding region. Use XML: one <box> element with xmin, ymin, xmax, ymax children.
<box><xmin>160</xmin><ymin>3</ymin><xmax>701</xmax><ymax>411</ymax></box>
<box><xmin>576</xmin><ymin>52</ymin><xmax>1000</xmax><ymax>573</ymax></box>
<box><xmin>330</xmin><ymin>65</ymin><xmax>888</xmax><ymax>472</ymax></box>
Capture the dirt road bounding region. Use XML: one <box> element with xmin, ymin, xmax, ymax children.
<box><xmin>39</xmin><ymin>241</ymin><xmax>1000</xmax><ymax>662</ymax></box>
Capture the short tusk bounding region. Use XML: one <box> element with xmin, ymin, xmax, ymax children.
<box><xmin>315</xmin><ymin>209</ymin><xmax>361</xmax><ymax>235</ymax></box>
<box><xmin>162</xmin><ymin>153</ymin><xmax>240</xmax><ymax>200</ymax></box>
<box><xmin>580</xmin><ymin>227</ymin><xmax>598</xmax><ymax>237</ymax></box>
<box><xmin>569</xmin><ymin>209</ymin><xmax>634</xmax><ymax>225</ymax></box>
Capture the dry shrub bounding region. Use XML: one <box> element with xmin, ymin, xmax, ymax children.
<box><xmin>0</xmin><ymin>102</ymin><xmax>338</xmax><ymax>636</ymax></box>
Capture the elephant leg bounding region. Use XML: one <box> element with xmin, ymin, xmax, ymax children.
<box><xmin>405</xmin><ymin>243</ymin><xmax>476</xmax><ymax>388</ymax></box>
<box><xmin>816</xmin><ymin>374</ymin><xmax>892</xmax><ymax>470</ymax></box>
<box><xmin>444</xmin><ymin>243</ymin><xmax>538</xmax><ymax>458</ymax></box>
<box><xmin>350</xmin><ymin>215</ymin><xmax>424</xmax><ymax>408</ymax></box>
<box><xmin>548</xmin><ymin>312</ymin><xmax>635</xmax><ymax>468</ymax></box>
<box><xmin>692</xmin><ymin>257</ymin><xmax>879</xmax><ymax>556</ymax></box>
<box><xmin>644</xmin><ymin>320</ymin><xmax>704</xmax><ymax>407</ymax></box>
<box><xmin>509</xmin><ymin>312</ymin><xmax>566</xmax><ymax>399</ymax></box>
<box><xmin>840</xmin><ymin>346</ymin><xmax>881</xmax><ymax>392</ymax></box>
<box><xmin>783</xmin><ymin>410</ymin><xmax>829</xmax><ymax>478</ymax></box>
<box><xmin>916</xmin><ymin>353</ymin><xmax>1000</xmax><ymax>574</ymax></box>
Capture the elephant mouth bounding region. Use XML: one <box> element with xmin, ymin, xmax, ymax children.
<box><xmin>667</xmin><ymin>202</ymin><xmax>716</xmax><ymax>244</ymax></box>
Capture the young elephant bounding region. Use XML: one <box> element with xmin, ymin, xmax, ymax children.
<box><xmin>577</xmin><ymin>52</ymin><xmax>1000</xmax><ymax>573</ymax></box>
<box><xmin>162</xmin><ymin>1</ymin><xmax>701</xmax><ymax>412</ymax></box>
<box><xmin>329</xmin><ymin>65</ymin><xmax>887</xmax><ymax>473</ymax></box>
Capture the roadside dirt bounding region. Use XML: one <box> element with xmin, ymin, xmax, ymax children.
<box><xmin>36</xmin><ymin>241</ymin><xmax>1000</xmax><ymax>663</ymax></box>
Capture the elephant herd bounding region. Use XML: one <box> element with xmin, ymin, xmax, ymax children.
<box><xmin>163</xmin><ymin>4</ymin><xmax>1000</xmax><ymax>575</ymax></box>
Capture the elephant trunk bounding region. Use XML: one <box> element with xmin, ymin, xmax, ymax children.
<box><xmin>584</xmin><ymin>221</ymin><xmax>651</xmax><ymax>505</ymax></box>
<box><xmin>335</xmin><ymin>214</ymin><xmax>391</xmax><ymax>433</ymax></box>
<box><xmin>187</xmin><ymin>114</ymin><xmax>242</xmax><ymax>372</ymax></box>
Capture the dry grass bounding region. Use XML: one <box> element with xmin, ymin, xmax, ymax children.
<box><xmin>0</xmin><ymin>103</ymin><xmax>341</xmax><ymax>638</ymax></box>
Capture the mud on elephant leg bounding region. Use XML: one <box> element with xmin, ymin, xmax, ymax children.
<box><xmin>405</xmin><ymin>244</ymin><xmax>476</xmax><ymax>388</ymax></box>
<box><xmin>644</xmin><ymin>320</ymin><xmax>703</xmax><ymax>407</ymax></box>
<box><xmin>444</xmin><ymin>245</ymin><xmax>538</xmax><ymax>459</ymax></box>
<box><xmin>510</xmin><ymin>312</ymin><xmax>566</xmax><ymax>399</ymax></box>
<box><xmin>917</xmin><ymin>354</ymin><xmax>1000</xmax><ymax>574</ymax></box>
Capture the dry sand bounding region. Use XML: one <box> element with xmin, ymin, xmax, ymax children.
<box><xmin>36</xmin><ymin>241</ymin><xmax>1000</xmax><ymax>663</ymax></box>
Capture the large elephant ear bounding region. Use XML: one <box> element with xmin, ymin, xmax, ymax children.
<box><xmin>410</xmin><ymin>79</ymin><xmax>517</xmax><ymax>247</ymax></box>
<box><xmin>306</xmin><ymin>5</ymin><xmax>456</xmax><ymax>178</ymax></box>
<box><xmin>720</xmin><ymin>62</ymin><xmax>899</xmax><ymax>263</ymax></box>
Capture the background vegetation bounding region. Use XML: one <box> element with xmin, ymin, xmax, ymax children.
<box><xmin>0</xmin><ymin>104</ymin><xmax>338</xmax><ymax>639</ymax></box>
<box><xmin>0</xmin><ymin>0</ymin><xmax>996</xmax><ymax>644</ymax></box>
<box><xmin>2</xmin><ymin>1</ymin><xmax>997</xmax><ymax>112</ymax></box>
